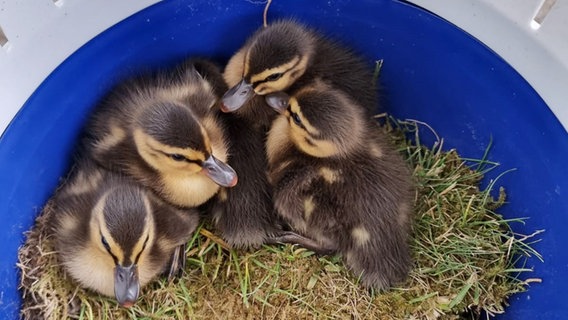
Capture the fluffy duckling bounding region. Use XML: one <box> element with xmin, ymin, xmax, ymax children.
<box><xmin>265</xmin><ymin>81</ymin><xmax>414</xmax><ymax>290</ymax></box>
<box><xmin>221</xmin><ymin>19</ymin><xmax>377</xmax><ymax>116</ymax></box>
<box><xmin>212</xmin><ymin>22</ymin><xmax>365</xmax><ymax>248</ymax></box>
<box><xmin>84</xmin><ymin>58</ymin><xmax>237</xmax><ymax>209</ymax></box>
<box><xmin>201</xmin><ymin>37</ymin><xmax>295</xmax><ymax>249</ymax></box>
<box><xmin>50</xmin><ymin>158</ymin><xmax>198</xmax><ymax>307</ymax></box>
<box><xmin>204</xmin><ymin>75</ymin><xmax>286</xmax><ymax>248</ymax></box>
<box><xmin>206</xmin><ymin>112</ymin><xmax>283</xmax><ymax>248</ymax></box>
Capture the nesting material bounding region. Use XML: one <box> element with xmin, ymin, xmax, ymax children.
<box><xmin>18</xmin><ymin>117</ymin><xmax>542</xmax><ymax>320</ymax></box>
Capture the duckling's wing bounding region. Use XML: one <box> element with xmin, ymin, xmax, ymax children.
<box><xmin>154</xmin><ymin>202</ymin><xmax>199</xmax><ymax>244</ymax></box>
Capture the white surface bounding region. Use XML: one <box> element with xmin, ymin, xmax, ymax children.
<box><xmin>0</xmin><ymin>0</ymin><xmax>567</xmax><ymax>135</ymax></box>
<box><xmin>408</xmin><ymin>0</ymin><xmax>568</xmax><ymax>132</ymax></box>
<box><xmin>0</xmin><ymin>0</ymin><xmax>160</xmax><ymax>135</ymax></box>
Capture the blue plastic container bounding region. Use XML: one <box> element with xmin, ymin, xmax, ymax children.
<box><xmin>1</xmin><ymin>1</ymin><xmax>566</xmax><ymax>318</ymax></box>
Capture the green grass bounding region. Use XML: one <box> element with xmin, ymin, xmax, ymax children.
<box><xmin>18</xmin><ymin>116</ymin><xmax>542</xmax><ymax>320</ymax></box>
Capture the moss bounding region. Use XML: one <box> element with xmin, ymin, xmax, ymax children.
<box><xmin>18</xmin><ymin>116</ymin><xmax>542</xmax><ymax>320</ymax></box>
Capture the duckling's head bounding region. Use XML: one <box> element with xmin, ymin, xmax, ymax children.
<box><xmin>265</xmin><ymin>82</ymin><xmax>366</xmax><ymax>159</ymax></box>
<box><xmin>133</xmin><ymin>102</ymin><xmax>237</xmax><ymax>188</ymax></box>
<box><xmin>88</xmin><ymin>184</ymin><xmax>155</xmax><ymax>307</ymax></box>
<box><xmin>222</xmin><ymin>20</ymin><xmax>316</xmax><ymax>112</ymax></box>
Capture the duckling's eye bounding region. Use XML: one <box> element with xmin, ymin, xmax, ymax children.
<box><xmin>101</xmin><ymin>236</ymin><xmax>111</xmax><ymax>251</ymax></box>
<box><xmin>170</xmin><ymin>154</ymin><xmax>187</xmax><ymax>162</ymax></box>
<box><xmin>265</xmin><ymin>73</ymin><xmax>283</xmax><ymax>81</ymax></box>
<box><xmin>290</xmin><ymin>112</ymin><xmax>302</xmax><ymax>126</ymax></box>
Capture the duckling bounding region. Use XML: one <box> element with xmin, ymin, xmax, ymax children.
<box><xmin>84</xmin><ymin>58</ymin><xmax>237</xmax><ymax>209</ymax></box>
<box><xmin>50</xmin><ymin>157</ymin><xmax>198</xmax><ymax>307</ymax></box>
<box><xmin>264</xmin><ymin>81</ymin><xmax>414</xmax><ymax>290</ymax></box>
<box><xmin>221</xmin><ymin>19</ymin><xmax>377</xmax><ymax>117</ymax></box>
<box><xmin>204</xmin><ymin>76</ymin><xmax>284</xmax><ymax>249</ymax></box>
<box><xmin>203</xmin><ymin>40</ymin><xmax>312</xmax><ymax>249</ymax></box>
<box><xmin>205</xmin><ymin>117</ymin><xmax>281</xmax><ymax>248</ymax></box>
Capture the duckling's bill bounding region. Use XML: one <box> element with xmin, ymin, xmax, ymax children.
<box><xmin>221</xmin><ymin>79</ymin><xmax>254</xmax><ymax>112</ymax></box>
<box><xmin>114</xmin><ymin>264</ymin><xmax>140</xmax><ymax>308</ymax></box>
<box><xmin>265</xmin><ymin>92</ymin><xmax>290</xmax><ymax>113</ymax></box>
<box><xmin>201</xmin><ymin>154</ymin><xmax>238</xmax><ymax>187</ymax></box>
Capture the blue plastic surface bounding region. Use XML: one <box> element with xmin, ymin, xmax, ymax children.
<box><xmin>1</xmin><ymin>0</ymin><xmax>567</xmax><ymax>318</ymax></box>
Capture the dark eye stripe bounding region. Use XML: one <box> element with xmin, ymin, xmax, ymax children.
<box><xmin>184</xmin><ymin>158</ymin><xmax>202</xmax><ymax>165</ymax></box>
<box><xmin>101</xmin><ymin>233</ymin><xmax>119</xmax><ymax>265</ymax></box>
<box><xmin>289</xmin><ymin>111</ymin><xmax>307</xmax><ymax>130</ymax></box>
<box><xmin>162</xmin><ymin>151</ymin><xmax>202</xmax><ymax>165</ymax></box>
<box><xmin>251</xmin><ymin>59</ymin><xmax>301</xmax><ymax>88</ymax></box>
<box><xmin>265</xmin><ymin>73</ymin><xmax>283</xmax><ymax>81</ymax></box>
<box><xmin>304</xmin><ymin>137</ymin><xmax>316</xmax><ymax>147</ymax></box>
<box><xmin>291</xmin><ymin>112</ymin><xmax>302</xmax><ymax>125</ymax></box>
<box><xmin>134</xmin><ymin>234</ymin><xmax>150</xmax><ymax>265</ymax></box>
<box><xmin>170</xmin><ymin>154</ymin><xmax>186</xmax><ymax>162</ymax></box>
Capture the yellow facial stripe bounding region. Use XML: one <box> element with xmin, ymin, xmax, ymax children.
<box><xmin>92</xmin><ymin>191</ymin><xmax>153</xmax><ymax>266</ymax></box>
<box><xmin>250</xmin><ymin>56</ymin><xmax>300</xmax><ymax>84</ymax></box>
<box><xmin>291</xmin><ymin>132</ymin><xmax>339</xmax><ymax>158</ymax></box>
<box><xmin>199</xmin><ymin>125</ymin><xmax>212</xmax><ymax>155</ymax></box>
<box><xmin>150</xmin><ymin>137</ymin><xmax>207</xmax><ymax>162</ymax></box>
<box><xmin>134</xmin><ymin>129</ymin><xmax>207</xmax><ymax>162</ymax></box>
<box><xmin>288</xmin><ymin>98</ymin><xmax>339</xmax><ymax>158</ymax></box>
<box><xmin>258</xmin><ymin>54</ymin><xmax>309</xmax><ymax>93</ymax></box>
<box><xmin>288</xmin><ymin>98</ymin><xmax>319</xmax><ymax>135</ymax></box>
<box><xmin>201</xmin><ymin>115</ymin><xmax>229</xmax><ymax>162</ymax></box>
<box><xmin>248</xmin><ymin>55</ymin><xmax>309</xmax><ymax>94</ymax></box>
<box><xmin>245</xmin><ymin>56</ymin><xmax>308</xmax><ymax>95</ymax></box>
<box><xmin>92</xmin><ymin>193</ymin><xmax>125</xmax><ymax>264</ymax></box>
<box><xmin>128</xmin><ymin>195</ymin><xmax>153</xmax><ymax>264</ymax></box>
